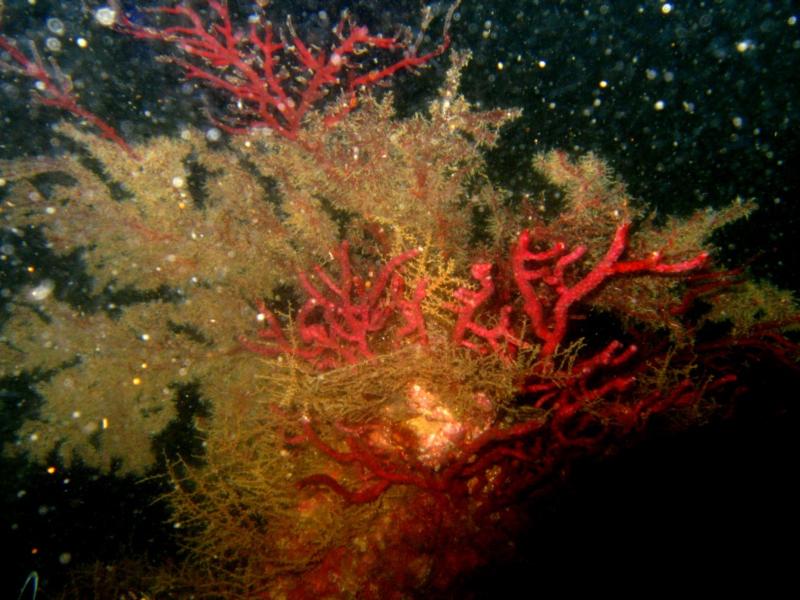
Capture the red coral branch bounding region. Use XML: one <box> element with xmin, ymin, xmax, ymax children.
<box><xmin>0</xmin><ymin>35</ymin><xmax>136</xmax><ymax>156</ymax></box>
<box><xmin>442</xmin><ymin>223</ymin><xmax>713</xmax><ymax>458</ymax></box>
<box><xmin>448</xmin><ymin>263</ymin><xmax>526</xmax><ymax>358</ymax></box>
<box><xmin>240</xmin><ymin>242</ymin><xmax>427</xmax><ymax>369</ymax></box>
<box><xmin>450</xmin><ymin>222</ymin><xmax>709</xmax><ymax>360</ymax></box>
<box><xmin>291</xmin><ymin>414</ymin><xmax>549</xmax><ymax>505</ymax></box>
<box><xmin>290</xmin><ymin>364</ymin><xmax>738</xmax><ymax>510</ymax></box>
<box><xmin>514</xmin><ymin>222</ymin><xmax>708</xmax><ymax>357</ymax></box>
<box><xmin>114</xmin><ymin>0</ymin><xmax>451</xmax><ymax>140</ymax></box>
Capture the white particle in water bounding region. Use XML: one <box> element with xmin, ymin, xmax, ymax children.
<box><xmin>94</xmin><ymin>7</ymin><xmax>117</xmax><ymax>27</ymax></box>
<box><xmin>27</xmin><ymin>279</ymin><xmax>55</xmax><ymax>301</ymax></box>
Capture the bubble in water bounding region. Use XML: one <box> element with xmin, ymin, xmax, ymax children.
<box><xmin>27</xmin><ymin>279</ymin><xmax>55</xmax><ymax>301</ymax></box>
<box><xmin>46</xmin><ymin>17</ymin><xmax>65</xmax><ymax>36</ymax></box>
<box><xmin>94</xmin><ymin>7</ymin><xmax>117</xmax><ymax>27</ymax></box>
<box><xmin>45</xmin><ymin>37</ymin><xmax>62</xmax><ymax>52</ymax></box>
<box><xmin>206</xmin><ymin>127</ymin><xmax>222</xmax><ymax>142</ymax></box>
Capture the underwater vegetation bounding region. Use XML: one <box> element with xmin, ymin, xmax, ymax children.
<box><xmin>1</xmin><ymin>1</ymin><xmax>798</xmax><ymax>597</ymax></box>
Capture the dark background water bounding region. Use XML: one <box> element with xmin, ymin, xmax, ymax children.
<box><xmin>1</xmin><ymin>1</ymin><xmax>798</xmax><ymax>596</ymax></box>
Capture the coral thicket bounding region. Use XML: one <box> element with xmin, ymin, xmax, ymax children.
<box><xmin>1</xmin><ymin>4</ymin><xmax>797</xmax><ymax>597</ymax></box>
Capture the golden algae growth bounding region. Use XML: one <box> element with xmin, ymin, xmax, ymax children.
<box><xmin>1</xmin><ymin>18</ymin><xmax>798</xmax><ymax>599</ymax></box>
<box><xmin>0</xmin><ymin>52</ymin><xmax>520</xmax><ymax>475</ymax></box>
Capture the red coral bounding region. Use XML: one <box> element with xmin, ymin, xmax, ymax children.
<box><xmin>243</xmin><ymin>225</ymin><xmax>796</xmax><ymax>596</ymax></box>
<box><xmin>0</xmin><ymin>35</ymin><xmax>135</xmax><ymax>155</ymax></box>
<box><xmin>115</xmin><ymin>0</ymin><xmax>452</xmax><ymax>140</ymax></box>
<box><xmin>253</xmin><ymin>225</ymin><xmax>723</xmax><ymax>511</ymax></box>
<box><xmin>240</xmin><ymin>241</ymin><xmax>427</xmax><ymax>370</ymax></box>
<box><xmin>450</xmin><ymin>221</ymin><xmax>709</xmax><ymax>360</ymax></box>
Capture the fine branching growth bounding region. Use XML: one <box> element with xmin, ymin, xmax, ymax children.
<box><xmin>0</xmin><ymin>2</ymin><xmax>797</xmax><ymax>596</ymax></box>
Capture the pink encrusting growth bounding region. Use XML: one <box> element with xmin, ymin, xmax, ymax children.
<box><xmin>114</xmin><ymin>0</ymin><xmax>453</xmax><ymax>139</ymax></box>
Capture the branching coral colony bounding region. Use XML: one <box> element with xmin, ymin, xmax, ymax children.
<box><xmin>1</xmin><ymin>1</ymin><xmax>799</xmax><ymax>597</ymax></box>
